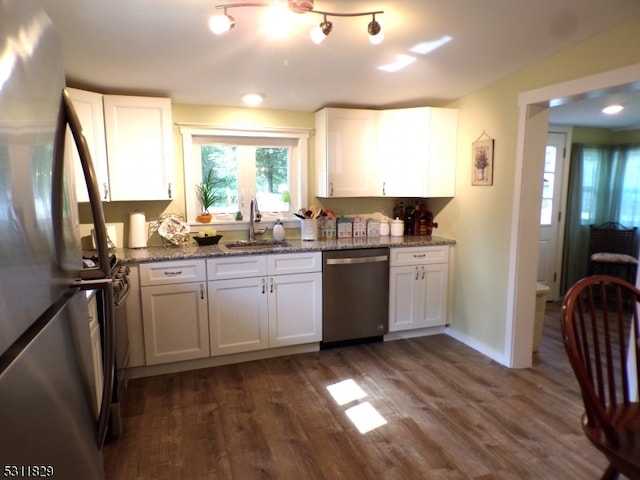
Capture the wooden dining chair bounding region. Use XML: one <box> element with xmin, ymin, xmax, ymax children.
<box><xmin>562</xmin><ymin>275</ymin><xmax>640</xmax><ymax>479</ymax></box>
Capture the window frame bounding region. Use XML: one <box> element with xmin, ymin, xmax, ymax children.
<box><xmin>180</xmin><ymin>125</ymin><xmax>310</xmax><ymax>229</ymax></box>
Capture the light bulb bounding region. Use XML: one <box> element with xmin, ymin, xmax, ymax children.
<box><xmin>209</xmin><ymin>13</ymin><xmax>235</xmax><ymax>35</ymax></box>
<box><xmin>368</xmin><ymin>18</ymin><xmax>383</xmax><ymax>45</ymax></box>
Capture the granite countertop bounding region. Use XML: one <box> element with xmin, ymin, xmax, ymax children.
<box><xmin>115</xmin><ymin>235</ymin><xmax>456</xmax><ymax>264</ymax></box>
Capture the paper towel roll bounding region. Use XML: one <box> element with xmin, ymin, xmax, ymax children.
<box><xmin>128</xmin><ymin>212</ymin><xmax>147</xmax><ymax>248</ymax></box>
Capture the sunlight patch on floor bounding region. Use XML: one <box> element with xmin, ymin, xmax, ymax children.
<box><xmin>326</xmin><ymin>378</ymin><xmax>387</xmax><ymax>434</ymax></box>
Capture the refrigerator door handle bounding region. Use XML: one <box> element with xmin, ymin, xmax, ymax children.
<box><xmin>53</xmin><ymin>90</ymin><xmax>115</xmax><ymax>449</ymax></box>
<box><xmin>57</xmin><ymin>89</ymin><xmax>111</xmax><ymax>280</ymax></box>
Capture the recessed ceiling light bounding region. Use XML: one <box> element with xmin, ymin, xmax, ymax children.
<box><xmin>242</xmin><ymin>93</ymin><xmax>264</xmax><ymax>106</ymax></box>
<box><xmin>602</xmin><ymin>104</ymin><xmax>624</xmax><ymax>115</ymax></box>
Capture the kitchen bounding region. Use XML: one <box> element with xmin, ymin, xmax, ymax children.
<box><xmin>2</xmin><ymin>0</ymin><xmax>640</xmax><ymax>478</ymax></box>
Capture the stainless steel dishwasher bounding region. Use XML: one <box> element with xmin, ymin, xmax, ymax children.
<box><xmin>322</xmin><ymin>248</ymin><xmax>390</xmax><ymax>347</ymax></box>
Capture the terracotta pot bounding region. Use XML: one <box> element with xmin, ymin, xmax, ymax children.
<box><xmin>196</xmin><ymin>213</ymin><xmax>212</xmax><ymax>223</ymax></box>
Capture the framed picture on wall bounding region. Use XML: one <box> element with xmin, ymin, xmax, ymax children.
<box><xmin>472</xmin><ymin>136</ymin><xmax>494</xmax><ymax>186</ymax></box>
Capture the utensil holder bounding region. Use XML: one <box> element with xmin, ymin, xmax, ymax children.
<box><xmin>300</xmin><ymin>219</ymin><xmax>318</xmax><ymax>241</ymax></box>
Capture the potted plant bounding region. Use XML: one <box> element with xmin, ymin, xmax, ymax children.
<box><xmin>195</xmin><ymin>168</ymin><xmax>219</xmax><ymax>223</ymax></box>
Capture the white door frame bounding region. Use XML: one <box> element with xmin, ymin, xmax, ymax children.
<box><xmin>507</xmin><ymin>63</ymin><xmax>640</xmax><ymax>368</ymax></box>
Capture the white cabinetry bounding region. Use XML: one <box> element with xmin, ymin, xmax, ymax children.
<box><xmin>314</xmin><ymin>106</ymin><xmax>457</xmax><ymax>198</ymax></box>
<box><xmin>207</xmin><ymin>252</ymin><xmax>322</xmax><ymax>356</ymax></box>
<box><xmin>139</xmin><ymin>260</ymin><xmax>209</xmax><ymax>365</ymax></box>
<box><xmin>378</xmin><ymin>107</ymin><xmax>457</xmax><ymax>198</ymax></box>
<box><xmin>389</xmin><ymin>246</ymin><xmax>449</xmax><ymax>332</ymax></box>
<box><xmin>103</xmin><ymin>95</ymin><xmax>175</xmax><ymax>201</ymax></box>
<box><xmin>315</xmin><ymin>107</ymin><xmax>378</xmax><ymax>197</ymax></box>
<box><xmin>66</xmin><ymin>88</ymin><xmax>109</xmax><ymax>202</ymax></box>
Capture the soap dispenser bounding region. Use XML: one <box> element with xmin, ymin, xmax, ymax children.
<box><xmin>273</xmin><ymin>219</ymin><xmax>286</xmax><ymax>241</ymax></box>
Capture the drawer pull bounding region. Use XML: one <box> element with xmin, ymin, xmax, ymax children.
<box><xmin>413</xmin><ymin>254</ymin><xmax>427</xmax><ymax>258</ymax></box>
<box><xmin>163</xmin><ymin>270</ymin><xmax>183</xmax><ymax>276</ymax></box>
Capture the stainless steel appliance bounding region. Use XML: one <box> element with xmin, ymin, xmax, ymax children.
<box><xmin>321</xmin><ymin>248</ymin><xmax>390</xmax><ymax>346</ymax></box>
<box><xmin>85</xmin><ymin>255</ymin><xmax>131</xmax><ymax>436</ymax></box>
<box><xmin>0</xmin><ymin>1</ymin><xmax>114</xmax><ymax>477</ymax></box>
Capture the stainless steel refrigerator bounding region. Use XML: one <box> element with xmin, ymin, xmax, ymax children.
<box><xmin>0</xmin><ymin>1</ymin><xmax>114</xmax><ymax>478</ymax></box>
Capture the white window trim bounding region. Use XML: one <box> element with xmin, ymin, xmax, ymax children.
<box><xmin>180</xmin><ymin>125</ymin><xmax>310</xmax><ymax>230</ymax></box>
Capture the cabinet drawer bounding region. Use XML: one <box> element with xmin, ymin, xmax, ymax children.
<box><xmin>139</xmin><ymin>260</ymin><xmax>206</xmax><ymax>286</ymax></box>
<box><xmin>207</xmin><ymin>255</ymin><xmax>268</xmax><ymax>280</ymax></box>
<box><xmin>390</xmin><ymin>246</ymin><xmax>449</xmax><ymax>266</ymax></box>
<box><xmin>267</xmin><ymin>252</ymin><xmax>322</xmax><ymax>275</ymax></box>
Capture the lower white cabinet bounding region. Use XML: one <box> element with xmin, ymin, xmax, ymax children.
<box><xmin>207</xmin><ymin>252</ymin><xmax>322</xmax><ymax>356</ymax></box>
<box><xmin>389</xmin><ymin>246</ymin><xmax>449</xmax><ymax>331</ymax></box>
<box><xmin>139</xmin><ymin>260</ymin><xmax>209</xmax><ymax>365</ymax></box>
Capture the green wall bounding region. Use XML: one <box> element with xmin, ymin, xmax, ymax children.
<box><xmin>437</xmin><ymin>15</ymin><xmax>640</xmax><ymax>359</ymax></box>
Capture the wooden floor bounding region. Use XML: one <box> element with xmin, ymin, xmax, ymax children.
<box><xmin>103</xmin><ymin>303</ymin><xmax>614</xmax><ymax>479</ymax></box>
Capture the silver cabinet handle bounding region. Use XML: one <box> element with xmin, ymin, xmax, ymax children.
<box><xmin>200</xmin><ymin>283</ymin><xmax>205</xmax><ymax>300</ymax></box>
<box><xmin>261</xmin><ymin>278</ymin><xmax>266</xmax><ymax>294</ymax></box>
<box><xmin>421</xmin><ymin>266</ymin><xmax>426</xmax><ymax>280</ymax></box>
<box><xmin>415</xmin><ymin>266</ymin><xmax>419</xmax><ymax>280</ymax></box>
<box><xmin>164</xmin><ymin>270</ymin><xmax>182</xmax><ymax>276</ymax></box>
<box><xmin>103</xmin><ymin>182</ymin><xmax>109</xmax><ymax>200</ymax></box>
<box><xmin>167</xmin><ymin>182</ymin><xmax>172</xmax><ymax>198</ymax></box>
<box><xmin>270</xmin><ymin>277</ymin><xmax>274</xmax><ymax>293</ymax></box>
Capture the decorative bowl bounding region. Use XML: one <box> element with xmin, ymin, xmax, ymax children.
<box><xmin>193</xmin><ymin>234</ymin><xmax>222</xmax><ymax>246</ymax></box>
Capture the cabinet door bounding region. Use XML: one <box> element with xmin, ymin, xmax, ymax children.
<box><xmin>66</xmin><ymin>88</ymin><xmax>109</xmax><ymax>202</ymax></box>
<box><xmin>141</xmin><ymin>282</ymin><xmax>209</xmax><ymax>365</ymax></box>
<box><xmin>268</xmin><ymin>272</ymin><xmax>322</xmax><ymax>347</ymax></box>
<box><xmin>421</xmin><ymin>263</ymin><xmax>449</xmax><ymax>328</ymax></box>
<box><xmin>425</xmin><ymin>108</ymin><xmax>457</xmax><ymax>197</ymax></box>
<box><xmin>103</xmin><ymin>95</ymin><xmax>175</xmax><ymax>201</ymax></box>
<box><xmin>389</xmin><ymin>263</ymin><xmax>449</xmax><ymax>331</ymax></box>
<box><xmin>378</xmin><ymin>107</ymin><xmax>457</xmax><ymax>198</ymax></box>
<box><xmin>389</xmin><ymin>265</ymin><xmax>425</xmax><ymax>332</ymax></box>
<box><xmin>315</xmin><ymin>108</ymin><xmax>377</xmax><ymax>197</ymax></box>
<box><xmin>378</xmin><ymin>108</ymin><xmax>430</xmax><ymax>198</ymax></box>
<box><xmin>208</xmin><ymin>277</ymin><xmax>269</xmax><ymax>355</ymax></box>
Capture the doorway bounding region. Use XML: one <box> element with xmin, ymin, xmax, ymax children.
<box><xmin>507</xmin><ymin>63</ymin><xmax>640</xmax><ymax>368</ymax></box>
<box><xmin>537</xmin><ymin>128</ymin><xmax>571</xmax><ymax>301</ymax></box>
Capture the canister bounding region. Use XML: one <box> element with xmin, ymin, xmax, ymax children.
<box><xmin>300</xmin><ymin>218</ymin><xmax>318</xmax><ymax>241</ymax></box>
<box><xmin>390</xmin><ymin>217</ymin><xmax>404</xmax><ymax>237</ymax></box>
<box><xmin>379</xmin><ymin>220</ymin><xmax>390</xmax><ymax>236</ymax></box>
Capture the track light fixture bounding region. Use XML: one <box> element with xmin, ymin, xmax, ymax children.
<box><xmin>209</xmin><ymin>1</ymin><xmax>384</xmax><ymax>44</ymax></box>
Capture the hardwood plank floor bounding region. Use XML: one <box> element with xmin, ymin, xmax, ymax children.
<box><xmin>103</xmin><ymin>303</ymin><xmax>615</xmax><ymax>479</ymax></box>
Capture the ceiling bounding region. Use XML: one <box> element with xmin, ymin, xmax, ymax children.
<box><xmin>39</xmin><ymin>0</ymin><xmax>640</xmax><ymax>128</ymax></box>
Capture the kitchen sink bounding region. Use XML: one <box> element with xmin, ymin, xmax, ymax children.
<box><xmin>221</xmin><ymin>240</ymin><xmax>292</xmax><ymax>251</ymax></box>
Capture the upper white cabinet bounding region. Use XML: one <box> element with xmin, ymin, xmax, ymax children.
<box><xmin>378</xmin><ymin>107</ymin><xmax>457</xmax><ymax>198</ymax></box>
<box><xmin>103</xmin><ymin>95</ymin><xmax>175</xmax><ymax>201</ymax></box>
<box><xmin>66</xmin><ymin>88</ymin><xmax>109</xmax><ymax>202</ymax></box>
<box><xmin>315</xmin><ymin>107</ymin><xmax>378</xmax><ymax>197</ymax></box>
<box><xmin>315</xmin><ymin>106</ymin><xmax>458</xmax><ymax>198</ymax></box>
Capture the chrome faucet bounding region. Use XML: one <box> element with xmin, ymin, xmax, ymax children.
<box><xmin>248</xmin><ymin>197</ymin><xmax>262</xmax><ymax>241</ymax></box>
